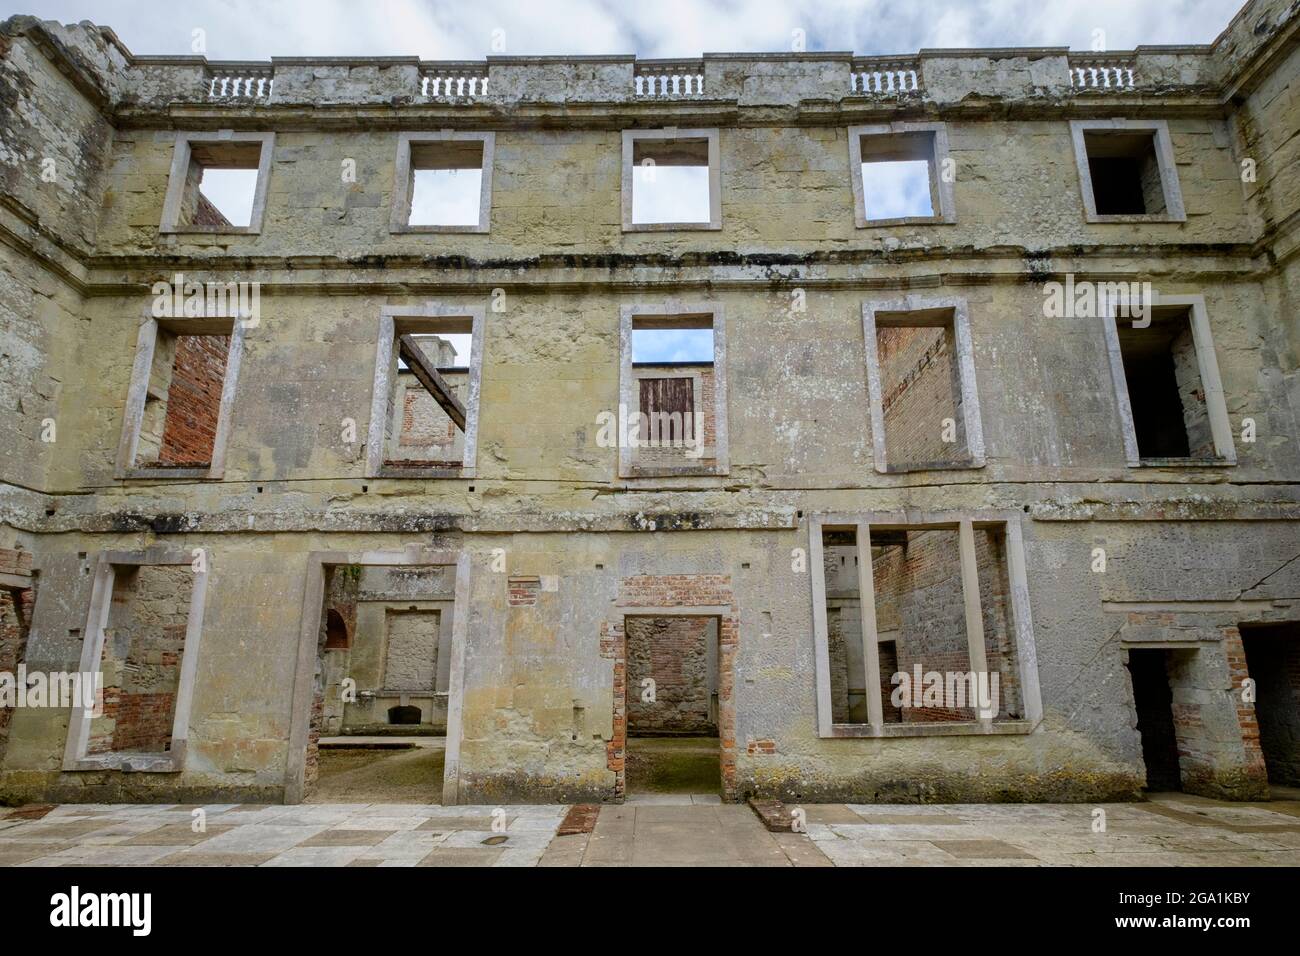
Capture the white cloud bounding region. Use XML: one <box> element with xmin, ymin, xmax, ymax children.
<box><xmin>25</xmin><ymin>0</ymin><xmax>1245</xmax><ymax>59</ymax></box>
<box><xmin>410</xmin><ymin>168</ymin><xmax>482</xmax><ymax>227</ymax></box>
<box><xmin>632</xmin><ymin>166</ymin><xmax>711</xmax><ymax>225</ymax></box>
<box><xmin>633</xmin><ymin>328</ymin><xmax>714</xmax><ymax>363</ymax></box>
<box><xmin>861</xmin><ymin>159</ymin><xmax>932</xmax><ymax>220</ymax></box>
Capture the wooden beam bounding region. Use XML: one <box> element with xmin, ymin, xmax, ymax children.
<box><xmin>397</xmin><ymin>334</ymin><xmax>466</xmax><ymax>432</ymax></box>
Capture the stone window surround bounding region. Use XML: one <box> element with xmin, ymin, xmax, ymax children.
<box><xmin>62</xmin><ymin>547</ymin><xmax>211</xmax><ymax>773</ymax></box>
<box><xmin>1101</xmin><ymin>292</ymin><xmax>1236</xmax><ymax>468</ymax></box>
<box><xmin>159</xmin><ymin>130</ymin><xmax>275</xmax><ymax>235</ymax></box>
<box><xmin>848</xmin><ymin>121</ymin><xmax>957</xmax><ymax>228</ymax></box>
<box><xmin>1070</xmin><ymin>118</ymin><xmax>1187</xmax><ymax>224</ymax></box>
<box><xmin>619</xmin><ymin>303</ymin><xmax>729</xmax><ymax>479</ymax></box>
<box><xmin>114</xmin><ymin>312</ymin><xmax>248</xmax><ymax>481</ymax></box>
<box><xmin>808</xmin><ymin>510</ymin><xmax>1043</xmax><ymax>739</ymax></box>
<box><xmin>861</xmin><ymin>294</ymin><xmax>986</xmax><ymax>473</ymax></box>
<box><xmin>375</xmin><ymin>600</ymin><xmax>454</xmax><ymax>696</ymax></box>
<box><xmin>389</xmin><ymin>131</ymin><xmax>496</xmax><ymax>234</ymax></box>
<box><xmin>366</xmin><ymin>303</ymin><xmax>485</xmax><ymax>480</ymax></box>
<box><xmin>1107</xmin><ymin>293</ymin><xmax>1237</xmax><ymax>468</ymax></box>
<box><xmin>621</xmin><ymin>127</ymin><xmax>722</xmax><ymax>232</ymax></box>
<box><xmin>287</xmin><ymin>547</ymin><xmax>470</xmax><ymax>804</ymax></box>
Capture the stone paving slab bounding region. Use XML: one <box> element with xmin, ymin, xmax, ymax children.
<box><xmin>1</xmin><ymin>794</ymin><xmax>1297</xmax><ymax>866</ymax></box>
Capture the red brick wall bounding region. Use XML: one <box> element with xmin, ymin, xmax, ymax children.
<box><xmin>877</xmin><ymin>324</ymin><xmax>964</xmax><ymax>466</ymax></box>
<box><xmin>626</xmin><ymin>616</ymin><xmax>715</xmax><ymax>734</ymax></box>
<box><xmin>878</xmin><ymin>640</ymin><xmax>902</xmax><ymax>722</ymax></box>
<box><xmin>599</xmin><ymin>620</ymin><xmax>627</xmax><ymax>800</ymax></box>
<box><xmin>508</xmin><ymin>576</ymin><xmax>541</xmax><ymax>607</ymax></box>
<box><xmin>1223</xmin><ymin>625</ymin><xmax>1269</xmax><ymax>784</ymax></box>
<box><xmin>974</xmin><ymin>529</ymin><xmax>1022</xmax><ymax>719</ymax></box>
<box><xmin>0</xmin><ymin>584</ymin><xmax>34</xmax><ymax>754</ymax></box>
<box><xmin>158</xmin><ymin>334</ymin><xmax>229</xmax><ymax>466</ymax></box>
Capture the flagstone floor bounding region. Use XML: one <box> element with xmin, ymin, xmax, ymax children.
<box><xmin>1</xmin><ymin>792</ymin><xmax>1297</xmax><ymax>867</ymax></box>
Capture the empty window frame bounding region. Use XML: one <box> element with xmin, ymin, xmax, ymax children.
<box><xmin>1103</xmin><ymin>294</ymin><xmax>1235</xmax><ymax>466</ymax></box>
<box><xmin>622</xmin><ymin>128</ymin><xmax>721</xmax><ymax>231</ymax></box>
<box><xmin>366</xmin><ymin>304</ymin><xmax>484</xmax><ymax>478</ymax></box>
<box><xmin>619</xmin><ymin>304</ymin><xmax>728</xmax><ymax>478</ymax></box>
<box><xmin>848</xmin><ymin>122</ymin><xmax>955</xmax><ymax>227</ymax></box>
<box><xmin>390</xmin><ymin>132</ymin><xmax>494</xmax><ymax>233</ymax></box>
<box><xmin>1071</xmin><ymin>120</ymin><xmax>1185</xmax><ymax>223</ymax></box>
<box><xmin>809</xmin><ymin>512</ymin><xmax>1041</xmax><ymax>738</ymax></box>
<box><xmin>159</xmin><ymin>132</ymin><xmax>274</xmax><ymax>234</ymax></box>
<box><xmin>862</xmin><ymin>295</ymin><xmax>985</xmax><ymax>472</ymax></box>
<box><xmin>116</xmin><ymin>314</ymin><xmax>247</xmax><ymax>480</ymax></box>
<box><xmin>63</xmin><ymin>548</ymin><xmax>209</xmax><ymax>772</ymax></box>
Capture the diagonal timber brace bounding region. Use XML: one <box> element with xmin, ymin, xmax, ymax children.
<box><xmin>397</xmin><ymin>333</ymin><xmax>466</xmax><ymax>432</ymax></box>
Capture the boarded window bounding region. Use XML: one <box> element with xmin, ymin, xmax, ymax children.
<box><xmin>639</xmin><ymin>377</ymin><xmax>695</xmax><ymax>444</ymax></box>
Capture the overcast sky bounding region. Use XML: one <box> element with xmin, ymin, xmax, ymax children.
<box><xmin>20</xmin><ymin>0</ymin><xmax>1246</xmax><ymax>59</ymax></box>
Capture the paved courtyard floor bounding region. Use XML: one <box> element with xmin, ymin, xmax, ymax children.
<box><xmin>1</xmin><ymin>792</ymin><xmax>1297</xmax><ymax>866</ymax></box>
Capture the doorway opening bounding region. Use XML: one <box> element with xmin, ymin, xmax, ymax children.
<box><xmin>1240</xmin><ymin>622</ymin><xmax>1300</xmax><ymax>788</ymax></box>
<box><xmin>306</xmin><ymin>563</ymin><xmax>454</xmax><ymax>803</ymax></box>
<box><xmin>1126</xmin><ymin>648</ymin><xmax>1183</xmax><ymax>791</ymax></box>
<box><xmin>623</xmin><ymin>614</ymin><xmax>721</xmax><ymax>797</ymax></box>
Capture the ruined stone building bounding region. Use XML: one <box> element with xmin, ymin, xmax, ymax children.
<box><xmin>0</xmin><ymin>0</ymin><xmax>1298</xmax><ymax>808</ymax></box>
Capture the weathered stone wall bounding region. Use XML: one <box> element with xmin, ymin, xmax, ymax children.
<box><xmin>383</xmin><ymin>609</ymin><xmax>439</xmax><ymax>692</ymax></box>
<box><xmin>0</xmin><ymin>3</ymin><xmax>1297</xmax><ymax>806</ymax></box>
<box><xmin>28</xmin><ymin>281</ymin><xmax>1298</xmax><ymax>495</ymax></box>
<box><xmin>86</xmin><ymin>120</ymin><xmax>1261</xmax><ymax>261</ymax></box>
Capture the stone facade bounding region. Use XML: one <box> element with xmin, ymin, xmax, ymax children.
<box><xmin>0</xmin><ymin>1</ymin><xmax>1298</xmax><ymax>806</ymax></box>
